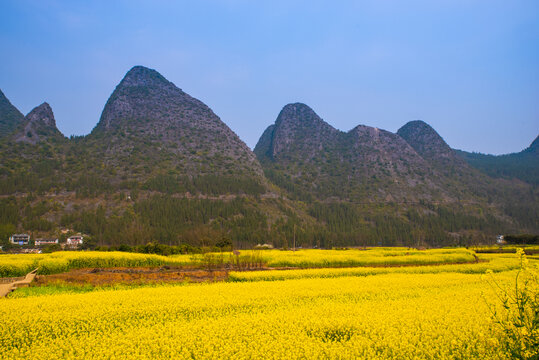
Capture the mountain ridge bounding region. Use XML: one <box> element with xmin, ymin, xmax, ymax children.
<box><xmin>0</xmin><ymin>67</ymin><xmax>537</xmax><ymax>249</ymax></box>
<box><xmin>456</xmin><ymin>134</ymin><xmax>539</xmax><ymax>185</ymax></box>
<box><xmin>254</xmin><ymin>102</ymin><xmax>538</xmax><ymax>242</ymax></box>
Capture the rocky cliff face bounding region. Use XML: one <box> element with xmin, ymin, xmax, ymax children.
<box><xmin>14</xmin><ymin>102</ymin><xmax>64</xmax><ymax>144</ymax></box>
<box><xmin>0</xmin><ymin>89</ymin><xmax>25</xmax><ymax>138</ymax></box>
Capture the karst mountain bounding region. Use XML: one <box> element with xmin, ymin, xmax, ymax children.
<box><xmin>0</xmin><ymin>66</ymin><xmax>537</xmax><ymax>248</ymax></box>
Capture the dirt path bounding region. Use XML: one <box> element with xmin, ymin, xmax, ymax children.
<box><xmin>0</xmin><ymin>269</ymin><xmax>38</xmax><ymax>298</ymax></box>
<box><xmin>0</xmin><ymin>283</ymin><xmax>13</xmax><ymax>298</ymax></box>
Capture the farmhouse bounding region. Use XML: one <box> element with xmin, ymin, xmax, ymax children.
<box><xmin>9</xmin><ymin>234</ymin><xmax>30</xmax><ymax>245</ymax></box>
<box><xmin>66</xmin><ymin>235</ymin><xmax>84</xmax><ymax>246</ymax></box>
<box><xmin>35</xmin><ymin>238</ymin><xmax>59</xmax><ymax>246</ymax></box>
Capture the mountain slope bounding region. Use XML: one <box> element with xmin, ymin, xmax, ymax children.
<box><xmin>257</xmin><ymin>103</ymin><xmax>340</xmax><ymax>161</ymax></box>
<box><xmin>86</xmin><ymin>66</ymin><xmax>265</xmax><ymax>192</ymax></box>
<box><xmin>0</xmin><ymin>89</ymin><xmax>25</xmax><ymax>138</ymax></box>
<box><xmin>456</xmin><ymin>135</ymin><xmax>539</xmax><ymax>185</ymax></box>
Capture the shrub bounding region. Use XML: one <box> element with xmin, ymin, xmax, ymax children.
<box><xmin>485</xmin><ymin>248</ymin><xmax>539</xmax><ymax>360</ymax></box>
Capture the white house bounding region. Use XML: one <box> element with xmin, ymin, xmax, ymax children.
<box><xmin>9</xmin><ymin>234</ymin><xmax>30</xmax><ymax>245</ymax></box>
<box><xmin>66</xmin><ymin>235</ymin><xmax>84</xmax><ymax>246</ymax></box>
<box><xmin>35</xmin><ymin>238</ymin><xmax>59</xmax><ymax>246</ymax></box>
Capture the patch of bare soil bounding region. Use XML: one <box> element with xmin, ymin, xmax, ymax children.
<box><xmin>34</xmin><ymin>267</ymin><xmax>228</xmax><ymax>286</ymax></box>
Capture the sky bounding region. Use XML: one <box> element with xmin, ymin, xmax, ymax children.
<box><xmin>0</xmin><ymin>0</ymin><xmax>538</xmax><ymax>155</ymax></box>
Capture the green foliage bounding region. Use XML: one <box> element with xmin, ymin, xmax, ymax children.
<box><xmin>0</xmin><ymin>223</ymin><xmax>16</xmax><ymax>245</ymax></box>
<box><xmin>457</xmin><ymin>150</ymin><xmax>539</xmax><ymax>185</ymax></box>
<box><xmin>143</xmin><ymin>174</ymin><xmax>265</xmax><ymax>195</ymax></box>
<box><xmin>307</xmin><ymin>202</ymin><xmax>505</xmax><ymax>247</ymax></box>
<box><xmin>485</xmin><ymin>249</ymin><xmax>539</xmax><ymax>359</ymax></box>
<box><xmin>504</xmin><ymin>234</ymin><xmax>539</xmax><ymax>245</ymax></box>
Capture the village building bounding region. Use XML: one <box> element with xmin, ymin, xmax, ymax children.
<box><xmin>9</xmin><ymin>234</ymin><xmax>30</xmax><ymax>245</ymax></box>
<box><xmin>254</xmin><ymin>243</ymin><xmax>274</xmax><ymax>249</ymax></box>
<box><xmin>35</xmin><ymin>238</ymin><xmax>59</xmax><ymax>246</ymax></box>
<box><xmin>66</xmin><ymin>235</ymin><xmax>84</xmax><ymax>246</ymax></box>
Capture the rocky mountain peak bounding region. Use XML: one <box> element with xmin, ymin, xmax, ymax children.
<box><xmin>349</xmin><ymin>124</ymin><xmax>421</xmax><ymax>157</ymax></box>
<box><xmin>275</xmin><ymin>103</ymin><xmax>333</xmax><ymax>130</ymax></box>
<box><xmin>14</xmin><ymin>102</ymin><xmax>63</xmax><ymax>144</ymax></box>
<box><xmin>90</xmin><ymin>65</ymin><xmax>264</xmax><ymax>181</ymax></box>
<box><xmin>0</xmin><ymin>89</ymin><xmax>25</xmax><ymax>138</ymax></box>
<box><xmin>266</xmin><ymin>103</ymin><xmax>338</xmax><ymax>159</ymax></box>
<box><xmin>26</xmin><ymin>102</ymin><xmax>56</xmax><ymax>128</ymax></box>
<box><xmin>119</xmin><ymin>65</ymin><xmax>172</xmax><ymax>89</ymax></box>
<box><xmin>94</xmin><ymin>65</ymin><xmax>213</xmax><ymax>132</ymax></box>
<box><xmin>397</xmin><ymin>120</ymin><xmax>456</xmax><ymax>160</ymax></box>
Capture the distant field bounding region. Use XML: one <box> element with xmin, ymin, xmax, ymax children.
<box><xmin>229</xmin><ymin>253</ymin><xmax>520</xmax><ymax>282</ymax></box>
<box><xmin>253</xmin><ymin>248</ymin><xmax>477</xmax><ymax>268</ymax></box>
<box><xmin>472</xmin><ymin>245</ymin><xmax>539</xmax><ymax>254</ymax></box>
<box><xmin>0</xmin><ymin>252</ymin><xmax>194</xmax><ymax>277</ymax></box>
<box><xmin>0</xmin><ymin>248</ymin><xmax>477</xmax><ymax>278</ymax></box>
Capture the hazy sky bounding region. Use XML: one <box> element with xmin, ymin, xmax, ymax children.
<box><xmin>1</xmin><ymin>0</ymin><xmax>538</xmax><ymax>154</ymax></box>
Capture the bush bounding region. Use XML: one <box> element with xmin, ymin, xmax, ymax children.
<box><xmin>485</xmin><ymin>248</ymin><xmax>539</xmax><ymax>360</ymax></box>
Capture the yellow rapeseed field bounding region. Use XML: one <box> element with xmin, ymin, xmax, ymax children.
<box><xmin>228</xmin><ymin>253</ymin><xmax>520</xmax><ymax>282</ymax></box>
<box><xmin>252</xmin><ymin>248</ymin><xmax>477</xmax><ymax>268</ymax></box>
<box><xmin>0</xmin><ymin>251</ymin><xmax>195</xmax><ymax>277</ymax></box>
<box><xmin>0</xmin><ymin>248</ymin><xmax>477</xmax><ymax>277</ymax></box>
<box><xmin>0</xmin><ymin>270</ymin><xmax>517</xmax><ymax>359</ymax></box>
<box><xmin>2</xmin><ymin>250</ymin><xmax>535</xmax><ymax>359</ymax></box>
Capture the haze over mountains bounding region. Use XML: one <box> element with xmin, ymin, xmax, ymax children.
<box><xmin>0</xmin><ymin>66</ymin><xmax>537</xmax><ymax>248</ymax></box>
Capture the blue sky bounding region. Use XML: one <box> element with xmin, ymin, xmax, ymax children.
<box><xmin>1</xmin><ymin>0</ymin><xmax>538</xmax><ymax>154</ymax></box>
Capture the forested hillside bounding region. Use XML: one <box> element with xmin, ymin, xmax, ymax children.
<box><xmin>456</xmin><ymin>135</ymin><xmax>539</xmax><ymax>185</ymax></box>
